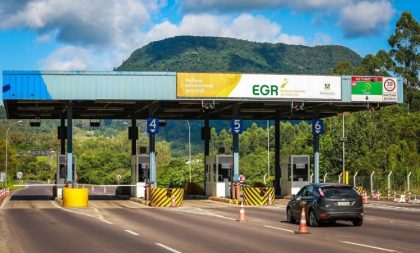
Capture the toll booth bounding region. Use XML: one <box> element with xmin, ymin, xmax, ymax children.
<box><xmin>55</xmin><ymin>154</ymin><xmax>76</xmax><ymax>199</ymax></box>
<box><xmin>131</xmin><ymin>154</ymin><xmax>152</xmax><ymax>198</ymax></box>
<box><xmin>205</xmin><ymin>155</ymin><xmax>233</xmax><ymax>197</ymax></box>
<box><xmin>281</xmin><ymin>155</ymin><xmax>310</xmax><ymax>196</ymax></box>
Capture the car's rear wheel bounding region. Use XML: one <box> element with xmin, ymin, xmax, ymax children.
<box><xmin>286</xmin><ymin>208</ymin><xmax>296</xmax><ymax>223</ymax></box>
<box><xmin>308</xmin><ymin>209</ymin><xmax>319</xmax><ymax>227</ymax></box>
<box><xmin>353</xmin><ymin>218</ymin><xmax>363</xmax><ymax>226</ymax></box>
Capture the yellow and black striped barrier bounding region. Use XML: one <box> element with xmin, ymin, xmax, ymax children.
<box><xmin>151</xmin><ymin>188</ymin><xmax>184</xmax><ymax>207</ymax></box>
<box><xmin>356</xmin><ymin>186</ymin><xmax>364</xmax><ymax>194</ymax></box>
<box><xmin>243</xmin><ymin>186</ymin><xmax>275</xmax><ymax>206</ymax></box>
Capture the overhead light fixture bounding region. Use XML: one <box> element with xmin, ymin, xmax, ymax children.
<box><xmin>90</xmin><ymin>120</ymin><xmax>101</xmax><ymax>127</ymax></box>
<box><xmin>30</xmin><ymin>119</ymin><xmax>41</xmax><ymax>127</ymax></box>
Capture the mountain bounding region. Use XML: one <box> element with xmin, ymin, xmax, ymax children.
<box><xmin>116</xmin><ymin>36</ymin><xmax>362</xmax><ymax>74</ymax></box>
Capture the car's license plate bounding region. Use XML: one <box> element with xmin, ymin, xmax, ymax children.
<box><xmin>337</xmin><ymin>202</ymin><xmax>350</xmax><ymax>206</ymax></box>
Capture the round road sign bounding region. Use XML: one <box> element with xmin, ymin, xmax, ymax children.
<box><xmin>384</xmin><ymin>79</ymin><xmax>396</xmax><ymax>92</ymax></box>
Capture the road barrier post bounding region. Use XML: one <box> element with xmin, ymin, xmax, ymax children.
<box><xmin>231</xmin><ymin>182</ymin><xmax>236</xmax><ymax>200</ymax></box>
<box><xmin>145</xmin><ymin>184</ymin><xmax>151</xmax><ymax>206</ymax></box>
<box><xmin>370</xmin><ymin>171</ymin><xmax>375</xmax><ymax>195</ymax></box>
<box><xmin>353</xmin><ymin>172</ymin><xmax>358</xmax><ymax>187</ymax></box>
<box><xmin>387</xmin><ymin>172</ymin><xmax>393</xmax><ymax>199</ymax></box>
<box><xmin>235</xmin><ymin>183</ymin><xmax>241</xmax><ymax>200</ymax></box>
<box><xmin>238</xmin><ymin>200</ymin><xmax>245</xmax><ymax>222</ymax></box>
<box><xmin>407</xmin><ymin>172</ymin><xmax>412</xmax><ymax>193</ymax></box>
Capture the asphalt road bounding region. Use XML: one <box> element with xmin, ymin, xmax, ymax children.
<box><xmin>1</xmin><ymin>186</ymin><xmax>419</xmax><ymax>253</ymax></box>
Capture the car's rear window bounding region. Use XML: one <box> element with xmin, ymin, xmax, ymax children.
<box><xmin>320</xmin><ymin>186</ymin><xmax>359</xmax><ymax>198</ymax></box>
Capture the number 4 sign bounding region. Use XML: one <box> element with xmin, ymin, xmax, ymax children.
<box><xmin>147</xmin><ymin>118</ymin><xmax>159</xmax><ymax>134</ymax></box>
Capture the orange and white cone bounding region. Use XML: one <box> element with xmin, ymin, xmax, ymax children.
<box><xmin>363</xmin><ymin>192</ymin><xmax>368</xmax><ymax>204</ymax></box>
<box><xmin>171</xmin><ymin>194</ymin><xmax>176</xmax><ymax>207</ymax></box>
<box><xmin>238</xmin><ymin>201</ymin><xmax>246</xmax><ymax>222</ymax></box>
<box><xmin>268</xmin><ymin>194</ymin><xmax>273</xmax><ymax>206</ymax></box>
<box><xmin>295</xmin><ymin>207</ymin><xmax>311</xmax><ymax>234</ymax></box>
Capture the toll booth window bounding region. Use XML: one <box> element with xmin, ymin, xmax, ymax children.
<box><xmin>218</xmin><ymin>164</ymin><xmax>231</xmax><ymax>182</ymax></box>
<box><xmin>293</xmin><ymin>164</ymin><xmax>308</xmax><ymax>181</ymax></box>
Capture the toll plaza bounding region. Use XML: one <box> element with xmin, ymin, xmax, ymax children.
<box><xmin>2</xmin><ymin>71</ymin><xmax>403</xmax><ymax>206</ymax></box>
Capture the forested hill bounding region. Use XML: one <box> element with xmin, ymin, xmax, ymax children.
<box><xmin>116</xmin><ymin>36</ymin><xmax>362</xmax><ymax>74</ymax></box>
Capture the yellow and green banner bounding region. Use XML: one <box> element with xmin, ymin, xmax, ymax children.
<box><xmin>177</xmin><ymin>73</ymin><xmax>341</xmax><ymax>100</ymax></box>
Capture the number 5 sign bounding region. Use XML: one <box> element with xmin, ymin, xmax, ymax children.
<box><xmin>231</xmin><ymin>119</ymin><xmax>243</xmax><ymax>135</ymax></box>
<box><xmin>312</xmin><ymin>119</ymin><xmax>324</xmax><ymax>135</ymax></box>
<box><xmin>147</xmin><ymin>118</ymin><xmax>159</xmax><ymax>134</ymax></box>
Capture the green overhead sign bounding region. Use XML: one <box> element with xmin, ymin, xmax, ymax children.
<box><xmin>351</xmin><ymin>76</ymin><xmax>398</xmax><ymax>102</ymax></box>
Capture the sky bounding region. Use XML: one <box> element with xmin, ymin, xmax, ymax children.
<box><xmin>0</xmin><ymin>0</ymin><xmax>419</xmax><ymax>74</ymax></box>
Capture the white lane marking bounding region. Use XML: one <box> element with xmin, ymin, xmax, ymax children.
<box><xmin>100</xmin><ymin>218</ymin><xmax>114</xmax><ymax>225</ymax></box>
<box><xmin>51</xmin><ymin>201</ymin><xmax>114</xmax><ymax>225</ymax></box>
<box><xmin>263</xmin><ymin>225</ymin><xmax>294</xmax><ymax>233</ymax></box>
<box><xmin>170</xmin><ymin>207</ymin><xmax>236</xmax><ymax>221</ymax></box>
<box><xmin>124</xmin><ymin>230</ymin><xmax>139</xmax><ymax>236</ymax></box>
<box><xmin>155</xmin><ymin>243</ymin><xmax>183</xmax><ymax>253</ymax></box>
<box><xmin>341</xmin><ymin>241</ymin><xmax>398</xmax><ymax>252</ymax></box>
<box><xmin>389</xmin><ymin>220</ymin><xmax>394</xmax><ymax>223</ymax></box>
<box><xmin>364</xmin><ymin>217</ymin><xmax>377</xmax><ymax>221</ymax></box>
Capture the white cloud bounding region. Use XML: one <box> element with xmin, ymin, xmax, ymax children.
<box><xmin>0</xmin><ymin>0</ymin><xmax>163</xmax><ymax>47</ymax></box>
<box><xmin>39</xmin><ymin>46</ymin><xmax>91</xmax><ymax>70</ymax></box>
<box><xmin>145</xmin><ymin>13</ymin><xmax>306</xmax><ymax>45</ymax></box>
<box><xmin>0</xmin><ymin>0</ymin><xmax>168</xmax><ymax>70</ymax></box>
<box><xmin>339</xmin><ymin>0</ymin><xmax>394</xmax><ymax>37</ymax></box>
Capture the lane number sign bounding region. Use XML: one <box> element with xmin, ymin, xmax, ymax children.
<box><xmin>312</xmin><ymin>119</ymin><xmax>324</xmax><ymax>135</ymax></box>
<box><xmin>231</xmin><ymin>119</ymin><xmax>243</xmax><ymax>134</ymax></box>
<box><xmin>147</xmin><ymin>118</ymin><xmax>159</xmax><ymax>134</ymax></box>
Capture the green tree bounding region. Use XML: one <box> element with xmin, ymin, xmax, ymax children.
<box><xmin>389</xmin><ymin>11</ymin><xmax>420</xmax><ymax>89</ymax></box>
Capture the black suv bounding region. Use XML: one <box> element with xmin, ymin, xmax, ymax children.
<box><xmin>286</xmin><ymin>183</ymin><xmax>363</xmax><ymax>226</ymax></box>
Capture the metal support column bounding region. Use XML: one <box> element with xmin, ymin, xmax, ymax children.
<box><xmin>233</xmin><ymin>134</ymin><xmax>239</xmax><ymax>182</ymax></box>
<box><xmin>149</xmin><ymin>132</ymin><xmax>156</xmax><ymax>184</ymax></box>
<box><xmin>131</xmin><ymin>119</ymin><xmax>137</xmax><ymax>156</ymax></box>
<box><xmin>66</xmin><ymin>103</ymin><xmax>73</xmax><ymax>187</ymax></box>
<box><xmin>313</xmin><ymin>134</ymin><xmax>320</xmax><ymax>184</ymax></box>
<box><xmin>130</xmin><ymin>119</ymin><xmax>137</xmax><ymax>197</ymax></box>
<box><xmin>232</xmin><ymin>106</ymin><xmax>239</xmax><ymax>182</ymax></box>
<box><xmin>60</xmin><ymin>118</ymin><xmax>65</xmax><ymax>154</ymax></box>
<box><xmin>204</xmin><ymin>118</ymin><xmax>210</xmax><ymax>195</ymax></box>
<box><xmin>274</xmin><ymin>118</ymin><xmax>281</xmax><ymax>196</ymax></box>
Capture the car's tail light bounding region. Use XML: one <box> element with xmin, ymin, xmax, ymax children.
<box><xmin>318</xmin><ymin>188</ymin><xmax>325</xmax><ymax>197</ymax></box>
<box><xmin>319</xmin><ymin>212</ymin><xmax>329</xmax><ymax>217</ymax></box>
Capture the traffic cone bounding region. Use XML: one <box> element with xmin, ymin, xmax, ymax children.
<box><xmin>268</xmin><ymin>194</ymin><xmax>273</xmax><ymax>206</ymax></box>
<box><xmin>238</xmin><ymin>201</ymin><xmax>246</xmax><ymax>222</ymax></box>
<box><xmin>362</xmin><ymin>191</ymin><xmax>368</xmax><ymax>204</ymax></box>
<box><xmin>295</xmin><ymin>207</ymin><xmax>311</xmax><ymax>234</ymax></box>
<box><xmin>171</xmin><ymin>194</ymin><xmax>176</xmax><ymax>207</ymax></box>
